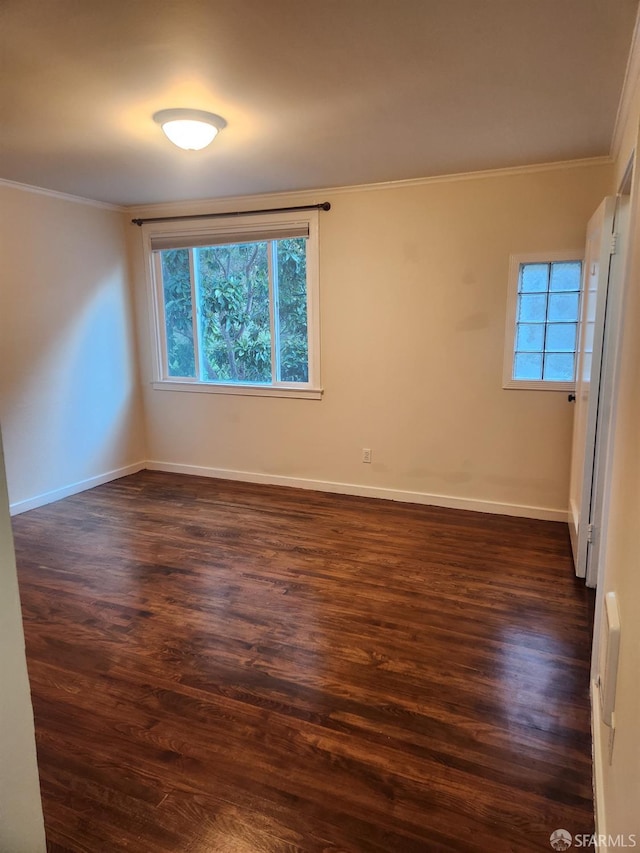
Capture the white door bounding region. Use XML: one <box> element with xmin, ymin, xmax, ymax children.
<box><xmin>568</xmin><ymin>197</ymin><xmax>616</xmax><ymax>578</ymax></box>
<box><xmin>584</xmin><ymin>191</ymin><xmax>632</xmax><ymax>588</ymax></box>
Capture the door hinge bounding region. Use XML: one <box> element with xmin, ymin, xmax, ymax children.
<box><xmin>610</xmin><ymin>232</ymin><xmax>619</xmax><ymax>255</ymax></box>
<box><xmin>587</xmin><ymin>523</ymin><xmax>595</xmax><ymax>544</ymax></box>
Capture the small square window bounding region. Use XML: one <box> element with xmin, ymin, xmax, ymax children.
<box><xmin>504</xmin><ymin>251</ymin><xmax>583</xmax><ymax>390</ymax></box>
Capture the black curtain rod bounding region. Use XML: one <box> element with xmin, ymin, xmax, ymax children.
<box><xmin>131</xmin><ymin>201</ymin><xmax>330</xmax><ymax>226</ymax></box>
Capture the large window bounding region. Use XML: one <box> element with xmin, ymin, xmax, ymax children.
<box><xmin>145</xmin><ymin>212</ymin><xmax>321</xmax><ymax>398</ymax></box>
<box><xmin>503</xmin><ymin>251</ymin><xmax>583</xmax><ymax>390</ymax></box>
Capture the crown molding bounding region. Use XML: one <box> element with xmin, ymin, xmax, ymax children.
<box><xmin>611</xmin><ymin>5</ymin><xmax>640</xmax><ymax>163</ymax></box>
<box><xmin>126</xmin><ymin>156</ymin><xmax>612</xmax><ymax>219</ymax></box>
<box><xmin>1</xmin><ymin>155</ymin><xmax>611</xmax><ymax>217</ymax></box>
<box><xmin>0</xmin><ymin>178</ymin><xmax>124</xmax><ymax>211</ymax></box>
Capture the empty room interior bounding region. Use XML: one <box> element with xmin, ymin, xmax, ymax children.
<box><xmin>2</xmin><ymin>2</ymin><xmax>640</xmax><ymax>851</ymax></box>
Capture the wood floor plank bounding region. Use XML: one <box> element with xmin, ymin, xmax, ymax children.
<box><xmin>12</xmin><ymin>471</ymin><xmax>595</xmax><ymax>851</ymax></box>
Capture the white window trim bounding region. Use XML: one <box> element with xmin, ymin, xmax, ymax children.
<box><xmin>142</xmin><ymin>211</ymin><xmax>322</xmax><ymax>399</ymax></box>
<box><xmin>149</xmin><ymin>380</ymin><xmax>322</xmax><ymax>400</ymax></box>
<box><xmin>503</xmin><ymin>249</ymin><xmax>584</xmax><ymax>391</ymax></box>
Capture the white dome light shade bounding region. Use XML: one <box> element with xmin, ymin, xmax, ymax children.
<box><xmin>162</xmin><ymin>119</ymin><xmax>218</xmax><ymax>150</ymax></box>
<box><xmin>153</xmin><ymin>109</ymin><xmax>227</xmax><ymax>151</ymax></box>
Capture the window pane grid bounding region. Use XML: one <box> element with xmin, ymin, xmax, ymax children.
<box><xmin>513</xmin><ymin>260</ymin><xmax>581</xmax><ymax>383</ymax></box>
<box><xmin>158</xmin><ymin>236</ymin><xmax>310</xmax><ymax>387</ymax></box>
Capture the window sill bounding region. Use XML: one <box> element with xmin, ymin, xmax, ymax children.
<box><xmin>503</xmin><ymin>379</ymin><xmax>575</xmax><ymax>391</ymax></box>
<box><xmin>151</xmin><ymin>380</ymin><xmax>323</xmax><ymax>400</ymax></box>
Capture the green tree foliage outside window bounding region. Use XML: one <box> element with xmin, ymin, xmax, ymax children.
<box><xmin>161</xmin><ymin>249</ymin><xmax>195</xmax><ymax>378</ymax></box>
<box><xmin>159</xmin><ymin>237</ymin><xmax>309</xmax><ymax>384</ymax></box>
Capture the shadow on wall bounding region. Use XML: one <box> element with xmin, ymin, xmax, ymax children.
<box><xmin>0</xmin><ymin>268</ymin><xmax>140</xmax><ymax>506</ymax></box>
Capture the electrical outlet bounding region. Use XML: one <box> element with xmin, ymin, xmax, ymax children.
<box><xmin>362</xmin><ymin>448</ymin><xmax>372</xmax><ymax>463</ymax></box>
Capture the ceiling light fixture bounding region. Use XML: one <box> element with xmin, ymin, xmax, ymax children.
<box><xmin>153</xmin><ymin>108</ymin><xmax>227</xmax><ymax>151</ymax></box>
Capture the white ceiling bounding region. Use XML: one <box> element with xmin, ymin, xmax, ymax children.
<box><xmin>1</xmin><ymin>0</ymin><xmax>638</xmax><ymax>206</ymax></box>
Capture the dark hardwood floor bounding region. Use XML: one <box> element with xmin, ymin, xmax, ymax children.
<box><xmin>12</xmin><ymin>471</ymin><xmax>595</xmax><ymax>852</ymax></box>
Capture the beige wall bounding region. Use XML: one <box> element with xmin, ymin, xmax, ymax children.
<box><xmin>591</xmin><ymin>66</ymin><xmax>640</xmax><ymax>839</ymax></box>
<box><xmin>0</xmin><ymin>183</ymin><xmax>146</xmax><ymax>510</ymax></box>
<box><xmin>129</xmin><ymin>162</ymin><xmax>611</xmax><ymax>517</ymax></box>
<box><xmin>0</xmin><ymin>429</ymin><xmax>46</xmax><ymax>852</ymax></box>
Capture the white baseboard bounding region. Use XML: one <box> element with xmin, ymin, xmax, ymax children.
<box><xmin>9</xmin><ymin>461</ymin><xmax>146</xmax><ymax>516</ymax></box>
<box><xmin>10</xmin><ymin>459</ymin><xmax>567</xmax><ymax>522</ymax></box>
<box><xmin>591</xmin><ymin>678</ymin><xmax>608</xmax><ymax>852</ymax></box>
<box><xmin>9</xmin><ymin>459</ymin><xmax>569</xmax><ymax>522</ymax></box>
<box><xmin>145</xmin><ymin>460</ymin><xmax>568</xmax><ymax>521</ymax></box>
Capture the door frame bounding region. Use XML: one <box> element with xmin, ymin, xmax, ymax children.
<box><xmin>585</xmin><ymin>159</ymin><xmax>634</xmax><ymax>588</ymax></box>
<box><xmin>569</xmin><ymin>196</ymin><xmax>616</xmax><ymax>578</ymax></box>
